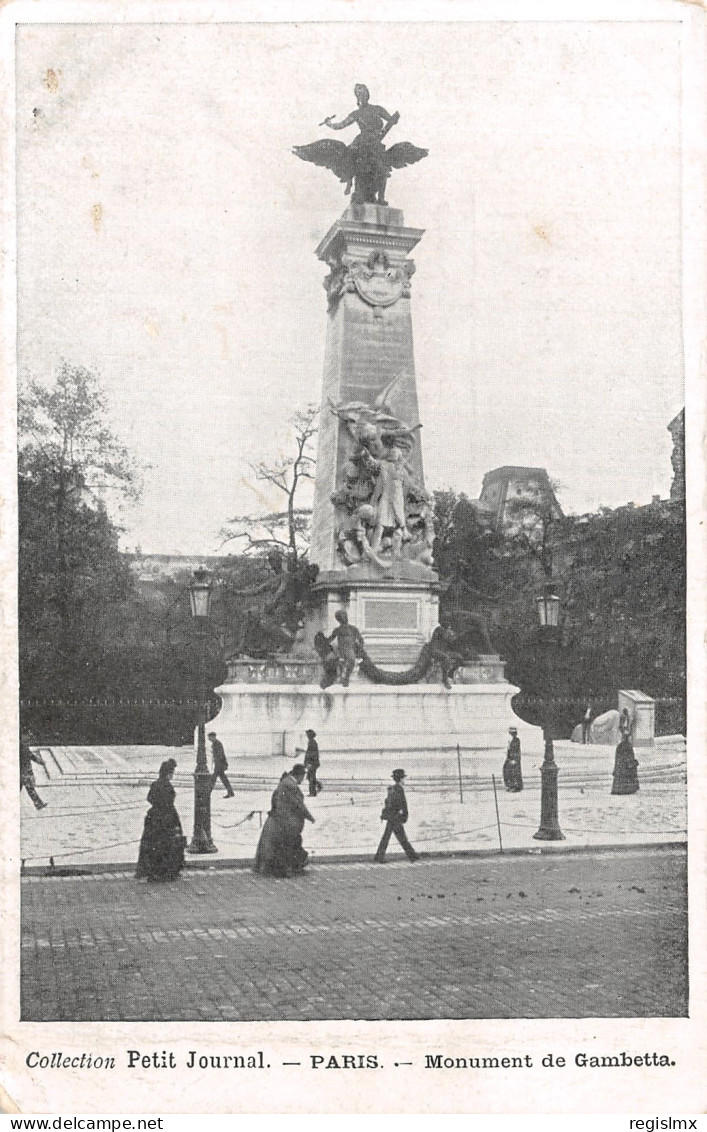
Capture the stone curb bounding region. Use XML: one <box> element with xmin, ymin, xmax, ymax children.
<box><xmin>20</xmin><ymin>839</ymin><xmax>686</xmax><ymax>877</ymax></box>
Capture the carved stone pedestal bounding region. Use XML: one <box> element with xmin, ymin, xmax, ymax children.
<box><xmin>210</xmin><ymin>679</ymin><xmax>541</xmax><ymax>763</ymax></box>
<box><xmin>303</xmin><ymin>575</ymin><xmax>441</xmax><ymax>665</ymax></box>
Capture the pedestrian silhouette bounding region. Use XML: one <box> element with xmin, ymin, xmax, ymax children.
<box><xmin>135</xmin><ymin>758</ymin><xmax>185</xmax><ymax>882</ymax></box>
<box><xmin>20</xmin><ymin>737</ymin><xmax>48</xmax><ymax>809</ymax></box>
<box><xmin>303</xmin><ymin>729</ymin><xmax>322</xmax><ymax>796</ymax></box>
<box><xmin>208</xmin><ymin>731</ymin><xmax>234</xmax><ymax>798</ymax></box>
<box><xmin>582</xmin><ymin>698</ymin><xmax>594</xmax><ymax>744</ymax></box>
<box><xmin>254</xmin><ymin>764</ymin><xmax>315</xmax><ymax>876</ymax></box>
<box><xmin>611</xmin><ymin>737</ymin><xmax>640</xmax><ymax>795</ymax></box>
<box><xmin>619</xmin><ymin>707</ymin><xmax>633</xmax><ymax>742</ymax></box>
<box><xmin>502</xmin><ymin>727</ymin><xmax>523</xmax><ymax>792</ymax></box>
<box><xmin>374</xmin><ymin>769</ymin><xmax>420</xmax><ymax>863</ymax></box>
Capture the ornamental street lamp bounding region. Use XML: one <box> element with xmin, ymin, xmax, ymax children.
<box><xmin>536</xmin><ymin>589</ymin><xmax>560</xmax><ymax>630</ymax></box>
<box><xmin>187</xmin><ymin>568</ymin><xmax>217</xmax><ymax>855</ymax></box>
<box><xmin>533</xmin><ymin>583</ymin><xmax>565</xmax><ymax>842</ymax></box>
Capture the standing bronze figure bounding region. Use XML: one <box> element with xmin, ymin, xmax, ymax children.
<box><xmin>293</xmin><ymin>84</ymin><xmax>428</xmax><ymax>205</ymax></box>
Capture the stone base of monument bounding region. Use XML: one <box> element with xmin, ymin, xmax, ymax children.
<box><xmin>208</xmin><ymin>660</ymin><xmax>542</xmax><ymax>762</ymax></box>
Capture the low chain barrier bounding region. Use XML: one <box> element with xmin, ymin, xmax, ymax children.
<box><xmin>21</xmin><ymin>755</ymin><xmax>686</xmax><ymax>872</ymax></box>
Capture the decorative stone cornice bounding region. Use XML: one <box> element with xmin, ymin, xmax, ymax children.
<box><xmin>316</xmin><ymin>206</ymin><xmax>424</xmax><ymax>265</ymax></box>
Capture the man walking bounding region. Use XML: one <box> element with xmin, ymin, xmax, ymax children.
<box><xmin>303</xmin><ymin>729</ymin><xmax>322</xmax><ymax>796</ymax></box>
<box><xmin>208</xmin><ymin>731</ymin><xmax>234</xmax><ymax>798</ymax></box>
<box><xmin>20</xmin><ymin>736</ymin><xmax>48</xmax><ymax>809</ymax></box>
<box><xmin>374</xmin><ymin>768</ymin><xmax>420</xmax><ymax>863</ymax></box>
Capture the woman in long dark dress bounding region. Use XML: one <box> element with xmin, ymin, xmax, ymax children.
<box><xmin>502</xmin><ymin>728</ymin><xmax>523</xmax><ymax>792</ymax></box>
<box><xmin>611</xmin><ymin>738</ymin><xmax>640</xmax><ymax>795</ymax></box>
<box><xmin>253</xmin><ymin>779</ymin><xmax>288</xmax><ymax>877</ymax></box>
<box><xmin>135</xmin><ymin>758</ymin><xmax>185</xmax><ymax>881</ymax></box>
<box><xmin>254</xmin><ymin>765</ymin><xmax>315</xmax><ymax>877</ymax></box>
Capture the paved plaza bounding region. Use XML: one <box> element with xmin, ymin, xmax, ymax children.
<box><xmin>21</xmin><ymin>847</ymin><xmax>687</xmax><ymax>1021</ymax></box>
<box><xmin>20</xmin><ymin>739</ymin><xmax>687</xmax><ymax>869</ymax></box>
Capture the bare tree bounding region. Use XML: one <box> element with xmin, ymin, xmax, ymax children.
<box><xmin>220</xmin><ymin>404</ymin><xmax>318</xmax><ymax>564</ymax></box>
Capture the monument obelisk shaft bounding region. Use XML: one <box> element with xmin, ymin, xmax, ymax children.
<box><xmin>308</xmin><ymin>203</ymin><xmax>441</xmax><ymax>664</ymax></box>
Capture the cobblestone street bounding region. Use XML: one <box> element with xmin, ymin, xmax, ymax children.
<box><xmin>21</xmin><ymin>846</ymin><xmax>687</xmax><ymax>1021</ymax></box>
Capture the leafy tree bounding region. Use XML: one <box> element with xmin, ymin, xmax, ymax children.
<box><xmin>559</xmin><ymin>501</ymin><xmax>685</xmax><ymax>698</ymax></box>
<box><xmin>432</xmin><ymin>490</ymin><xmax>504</xmax><ymax>617</ymax></box>
<box><xmin>429</xmin><ymin>482</ymin><xmax>684</xmax><ymax>733</ymax></box>
<box><xmin>18</xmin><ymin>363</ymin><xmax>140</xmax><ymax>696</ymax></box>
<box><xmin>500</xmin><ymin>498</ymin><xmax>685</xmax><ymax>731</ymax></box>
<box><xmin>499</xmin><ymin>477</ymin><xmax>566</xmax><ymax>581</ymax></box>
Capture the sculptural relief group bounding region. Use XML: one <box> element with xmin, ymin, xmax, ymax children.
<box><xmin>329</xmin><ymin>372</ymin><xmax>435</xmax><ymax>573</ymax></box>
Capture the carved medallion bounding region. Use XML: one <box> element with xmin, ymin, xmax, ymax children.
<box><xmin>351</xmin><ymin>250</ymin><xmax>409</xmax><ymax>308</ymax></box>
<box><xmin>324</xmin><ymin>249</ymin><xmax>414</xmax><ymax>311</ymax></box>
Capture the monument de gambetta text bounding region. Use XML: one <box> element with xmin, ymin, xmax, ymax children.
<box><xmin>210</xmin><ymin>89</ymin><xmax>536</xmax><ymax>761</ymax></box>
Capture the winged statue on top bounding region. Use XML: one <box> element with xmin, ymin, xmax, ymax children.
<box><xmin>293</xmin><ymin>84</ymin><xmax>428</xmax><ymax>206</ymax></box>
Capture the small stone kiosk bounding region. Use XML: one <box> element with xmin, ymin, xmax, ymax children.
<box><xmin>618</xmin><ymin>690</ymin><xmax>655</xmax><ymax>747</ymax></box>
<box><xmin>211</xmin><ymin>89</ymin><xmax>540</xmax><ymax>764</ymax></box>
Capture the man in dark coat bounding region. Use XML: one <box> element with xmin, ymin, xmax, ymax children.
<box><xmin>374</xmin><ymin>768</ymin><xmax>420</xmax><ymax>863</ymax></box>
<box><xmin>208</xmin><ymin>731</ymin><xmax>234</xmax><ymax>798</ymax></box>
<box><xmin>20</xmin><ymin>737</ymin><xmax>48</xmax><ymax>809</ymax></box>
<box><xmin>303</xmin><ymin>729</ymin><xmax>322</xmax><ymax>796</ymax></box>
<box><xmin>275</xmin><ymin>764</ymin><xmax>315</xmax><ymax>873</ymax></box>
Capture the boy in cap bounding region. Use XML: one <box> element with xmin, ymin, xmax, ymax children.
<box><xmin>374</xmin><ymin>768</ymin><xmax>420</xmax><ymax>863</ymax></box>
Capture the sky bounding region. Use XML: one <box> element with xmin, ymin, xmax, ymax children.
<box><xmin>16</xmin><ymin>18</ymin><xmax>685</xmax><ymax>555</ymax></box>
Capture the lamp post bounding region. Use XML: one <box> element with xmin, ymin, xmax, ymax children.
<box><xmin>187</xmin><ymin>568</ymin><xmax>217</xmax><ymax>855</ymax></box>
<box><xmin>532</xmin><ymin>584</ymin><xmax>565</xmax><ymax>842</ymax></box>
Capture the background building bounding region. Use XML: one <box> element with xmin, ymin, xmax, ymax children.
<box><xmin>477</xmin><ymin>466</ymin><xmax>564</xmax><ymax>531</ymax></box>
<box><xmin>668</xmin><ymin>409</ymin><xmax>685</xmax><ymax>502</ymax></box>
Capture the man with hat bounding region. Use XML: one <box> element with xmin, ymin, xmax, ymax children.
<box><xmin>502</xmin><ymin>727</ymin><xmax>523</xmax><ymax>792</ymax></box>
<box><xmin>303</xmin><ymin>729</ymin><xmax>322</xmax><ymax>797</ymax></box>
<box><xmin>374</xmin><ymin>768</ymin><xmax>420</xmax><ymax>863</ymax></box>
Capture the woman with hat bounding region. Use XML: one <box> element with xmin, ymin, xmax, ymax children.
<box><xmin>254</xmin><ymin>764</ymin><xmax>315</xmax><ymax>877</ymax></box>
<box><xmin>502</xmin><ymin>728</ymin><xmax>523</xmax><ymax>793</ymax></box>
<box><xmin>135</xmin><ymin>758</ymin><xmax>186</xmax><ymax>882</ymax></box>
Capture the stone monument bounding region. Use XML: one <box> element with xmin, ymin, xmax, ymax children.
<box><xmin>303</xmin><ymin>200</ymin><xmax>440</xmax><ymax>666</ymax></box>
<box><xmin>210</xmin><ymin>88</ymin><xmax>540</xmax><ymax>763</ymax></box>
